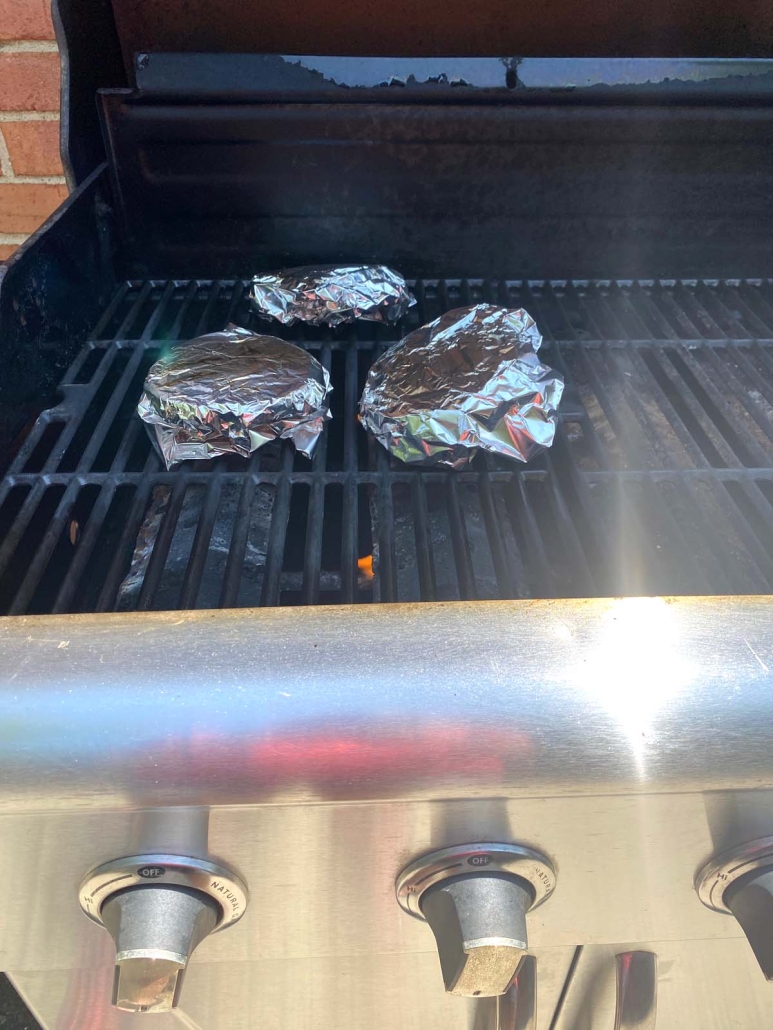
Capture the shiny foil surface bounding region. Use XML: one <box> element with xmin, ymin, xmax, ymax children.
<box><xmin>137</xmin><ymin>325</ymin><xmax>332</xmax><ymax>468</ymax></box>
<box><xmin>359</xmin><ymin>304</ymin><xmax>564</xmax><ymax>468</ymax></box>
<box><xmin>250</xmin><ymin>264</ymin><xmax>416</xmax><ymax>326</ymax></box>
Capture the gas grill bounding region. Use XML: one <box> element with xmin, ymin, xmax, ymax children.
<box><xmin>3</xmin><ymin>4</ymin><xmax>773</xmax><ymax>1026</ymax></box>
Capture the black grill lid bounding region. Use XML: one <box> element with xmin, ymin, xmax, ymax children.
<box><xmin>107</xmin><ymin>0</ymin><xmax>773</xmax><ymax>69</ymax></box>
<box><xmin>53</xmin><ymin>0</ymin><xmax>773</xmax><ymax>187</ymax></box>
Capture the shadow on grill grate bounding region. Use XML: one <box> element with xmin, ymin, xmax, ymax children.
<box><xmin>2</xmin><ymin>278</ymin><xmax>773</xmax><ymax>614</ymax></box>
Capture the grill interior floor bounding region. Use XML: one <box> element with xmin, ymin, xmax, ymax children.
<box><xmin>3</xmin><ymin>278</ymin><xmax>773</xmax><ymax>615</ymax></box>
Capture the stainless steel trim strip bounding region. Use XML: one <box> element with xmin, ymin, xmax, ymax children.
<box><xmin>0</xmin><ymin>596</ymin><xmax>771</xmax><ymax>812</ymax></box>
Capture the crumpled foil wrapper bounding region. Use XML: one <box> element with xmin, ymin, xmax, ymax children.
<box><xmin>359</xmin><ymin>304</ymin><xmax>564</xmax><ymax>468</ymax></box>
<box><xmin>137</xmin><ymin>325</ymin><xmax>332</xmax><ymax>468</ymax></box>
<box><xmin>251</xmin><ymin>264</ymin><xmax>416</xmax><ymax>326</ymax></box>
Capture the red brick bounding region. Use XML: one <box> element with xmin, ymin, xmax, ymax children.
<box><xmin>2</xmin><ymin>121</ymin><xmax>62</xmax><ymax>175</ymax></box>
<box><xmin>0</xmin><ymin>53</ymin><xmax>60</xmax><ymax>112</ymax></box>
<box><xmin>0</xmin><ymin>244</ymin><xmax>18</xmax><ymax>261</ymax></box>
<box><xmin>0</xmin><ymin>0</ymin><xmax>55</xmax><ymax>39</ymax></box>
<box><xmin>0</xmin><ymin>182</ymin><xmax>67</xmax><ymax>233</ymax></box>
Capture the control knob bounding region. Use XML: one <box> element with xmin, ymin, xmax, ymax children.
<box><xmin>396</xmin><ymin>843</ymin><xmax>556</xmax><ymax>997</ymax></box>
<box><xmin>79</xmin><ymin>854</ymin><xmax>247</xmax><ymax>1013</ymax></box>
<box><xmin>697</xmin><ymin>836</ymin><xmax>773</xmax><ymax>980</ymax></box>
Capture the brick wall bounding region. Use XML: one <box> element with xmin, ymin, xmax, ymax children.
<box><xmin>0</xmin><ymin>0</ymin><xmax>67</xmax><ymax>261</ymax></box>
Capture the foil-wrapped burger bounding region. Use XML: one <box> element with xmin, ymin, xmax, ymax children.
<box><xmin>137</xmin><ymin>325</ymin><xmax>331</xmax><ymax>468</ymax></box>
<box><xmin>251</xmin><ymin>264</ymin><xmax>415</xmax><ymax>327</ymax></box>
<box><xmin>359</xmin><ymin>304</ymin><xmax>563</xmax><ymax>468</ymax></box>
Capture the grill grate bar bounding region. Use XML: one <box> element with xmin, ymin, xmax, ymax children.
<box><xmin>701</xmin><ymin>478</ymin><xmax>773</xmax><ymax>589</ymax></box>
<box><xmin>51</xmin><ymin>482</ymin><xmax>116</xmax><ymax>613</ymax></box>
<box><xmin>700</xmin><ymin>342</ymin><xmax>773</xmax><ymax>441</ymax></box>
<box><xmin>168</xmin><ymin>281</ymin><xmax>200</xmax><ymax>340</ymax></box>
<box><xmin>114</xmin><ymin>280</ymin><xmax>156</xmax><ymax>339</ymax></box>
<box><xmin>641</xmin><ymin>477</ymin><xmax>716</xmax><ymax>594</ymax></box>
<box><xmin>3</xmin><ymin>412</ymin><xmax>58</xmax><ymax>483</ymax></box>
<box><xmin>302</xmin><ymin>479</ymin><xmax>326</xmax><ymax>604</ymax></box>
<box><xmin>545</xmin><ymin>283</ymin><xmax>648</xmax><ymax>470</ymax></box>
<box><xmin>600</xmin><ymin>343</ymin><xmax>688</xmax><ymax>469</ymax></box>
<box><xmin>445</xmin><ymin>475</ymin><xmax>477</xmax><ymax>600</ymax></box>
<box><xmin>736</xmin><ymin>282</ymin><xmax>773</xmax><ymax>337</ymax></box>
<box><xmin>551</xmin><ymin>430</ymin><xmax>615</xmax><ymax>594</ymax></box>
<box><xmin>95</xmin><ymin>479</ymin><xmax>153</xmax><ymax>611</ymax></box>
<box><xmin>624</xmin><ymin>345</ymin><xmax>711</xmax><ymax>469</ymax></box>
<box><xmin>224</xmin><ymin>281</ymin><xmax>247</xmax><ymax>325</ymax></box>
<box><xmin>410</xmin><ymin>475</ymin><xmax>436</xmax><ymax>601</ymax></box>
<box><xmin>584</xmin><ymin>282</ymin><xmax>630</xmax><ymax>340</ymax></box>
<box><xmin>670</xmin><ymin>480</ymin><xmax>738</xmax><ymax>594</ymax></box>
<box><xmin>341</xmin><ymin>480</ymin><xmax>358</xmax><ymax>603</ymax></box>
<box><xmin>733</xmin><ymin>478</ymin><xmax>773</xmax><ymax>543</ymax></box>
<box><xmin>85</xmin><ymin>282</ymin><xmax>132</xmax><ymax>343</ymax></box>
<box><xmin>575</xmin><ymin>345</ymin><xmax>650</xmax><ymax>471</ymax></box>
<box><xmin>609</xmin><ymin>478</ymin><xmax>671</xmax><ymax>595</ymax></box>
<box><xmin>260</xmin><ymin>447</ymin><xmax>294</xmax><ymax>605</ymax></box>
<box><xmin>7</xmin><ymin>480</ymin><xmax>81</xmax><ymax>614</ymax></box>
<box><xmin>83</xmin><ymin>335</ymin><xmax>773</xmax><ymax>352</ymax></box>
<box><xmin>542</xmin><ymin>453</ymin><xmax>597</xmax><ymax>596</ymax></box>
<box><xmin>520</xmin><ymin>282</ymin><xmax>556</xmax><ymax>341</ymax></box>
<box><xmin>746</xmin><ymin>341</ymin><xmax>773</xmax><ymax>397</ymax></box>
<box><xmin>0</xmin><ymin>481</ymin><xmax>47</xmax><ymax>583</ymax></box>
<box><xmin>510</xmin><ymin>474</ymin><xmax>555</xmax><ymax>596</ymax></box>
<box><xmin>665</xmin><ymin>346</ymin><xmax>772</xmax><ymax>466</ymax></box>
<box><xmin>672</xmin><ymin>282</ymin><xmax>724</xmax><ymax>339</ymax></box>
<box><xmin>136</xmin><ymin>476</ymin><xmax>188</xmax><ymax>610</ymax></box>
<box><xmin>301</xmin><ymin>342</ymin><xmax>332</xmax><ymax>604</ymax></box>
<box><xmin>652</xmin><ymin>281</ymin><xmax>705</xmax><ymax>338</ymax></box>
<box><xmin>641</xmin><ymin>347</ymin><xmax>741</xmax><ymax>468</ymax></box>
<box><xmin>340</xmin><ymin>331</ymin><xmax>359</xmax><ymax>603</ymax></box>
<box><xmin>5</xmin><ymin>466</ymin><xmax>773</xmax><ymax>488</ymax></box>
<box><xmin>110</xmin><ymin>415</ymin><xmax>145</xmax><ymax>473</ymax></box>
<box><xmin>375</xmin><ymin>447</ymin><xmax>397</xmax><ymax>602</ymax></box>
<box><xmin>140</xmin><ymin>281</ymin><xmax>176</xmax><ymax>340</ymax></box>
<box><xmin>218</xmin><ymin>477</ymin><xmax>256</xmax><ymax>607</ymax></box>
<box><xmin>477</xmin><ymin>472</ymin><xmax>520</xmax><ymax>599</ymax></box>
<box><xmin>74</xmin><ymin>342</ymin><xmax>150</xmax><ymax>473</ymax></box>
<box><xmin>178</xmin><ymin>476</ymin><xmax>224</xmax><ymax>609</ymax></box>
<box><xmin>713</xmin><ymin>479</ymin><xmax>773</xmax><ymax>589</ymax></box>
<box><xmin>627</xmin><ymin>281</ymin><xmax>680</xmax><ymax>340</ymax></box>
<box><xmin>195</xmin><ymin>280</ymin><xmax>223</xmax><ymax>337</ymax></box>
<box><xmin>39</xmin><ymin>345</ymin><xmax>123</xmax><ymax>474</ymax></box>
<box><xmin>606</xmin><ymin>282</ymin><xmax>658</xmax><ymax>339</ymax></box>
<box><xmin>109</xmin><ymin>294</ymin><xmax>175</xmax><ymax>475</ymax></box>
<box><xmin>693</xmin><ymin>281</ymin><xmax>746</xmax><ymax>339</ymax></box>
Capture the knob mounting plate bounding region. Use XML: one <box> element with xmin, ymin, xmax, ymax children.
<box><xmin>696</xmin><ymin>836</ymin><xmax>773</xmax><ymax>913</ymax></box>
<box><xmin>396</xmin><ymin>843</ymin><xmax>556</xmax><ymax>918</ymax></box>
<box><xmin>79</xmin><ymin>853</ymin><xmax>247</xmax><ymax>929</ymax></box>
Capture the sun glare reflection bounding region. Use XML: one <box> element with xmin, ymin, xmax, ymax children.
<box><xmin>570</xmin><ymin>597</ymin><xmax>697</xmax><ymax>776</ymax></box>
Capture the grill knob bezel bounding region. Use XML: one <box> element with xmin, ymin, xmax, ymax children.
<box><xmin>79</xmin><ymin>852</ymin><xmax>248</xmax><ymax>930</ymax></box>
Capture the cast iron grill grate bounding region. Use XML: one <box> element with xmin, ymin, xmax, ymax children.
<box><xmin>3</xmin><ymin>278</ymin><xmax>773</xmax><ymax>615</ymax></box>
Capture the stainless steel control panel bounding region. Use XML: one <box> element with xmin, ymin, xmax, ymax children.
<box><xmin>1</xmin><ymin>598</ymin><xmax>772</xmax><ymax>1028</ymax></box>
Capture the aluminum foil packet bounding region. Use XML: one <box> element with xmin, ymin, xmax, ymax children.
<box><xmin>359</xmin><ymin>304</ymin><xmax>564</xmax><ymax>468</ymax></box>
<box><xmin>137</xmin><ymin>325</ymin><xmax>332</xmax><ymax>468</ymax></box>
<box><xmin>250</xmin><ymin>264</ymin><xmax>416</xmax><ymax>327</ymax></box>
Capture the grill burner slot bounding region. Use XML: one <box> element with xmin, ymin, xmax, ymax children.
<box><xmin>3</xmin><ymin>277</ymin><xmax>773</xmax><ymax>615</ymax></box>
